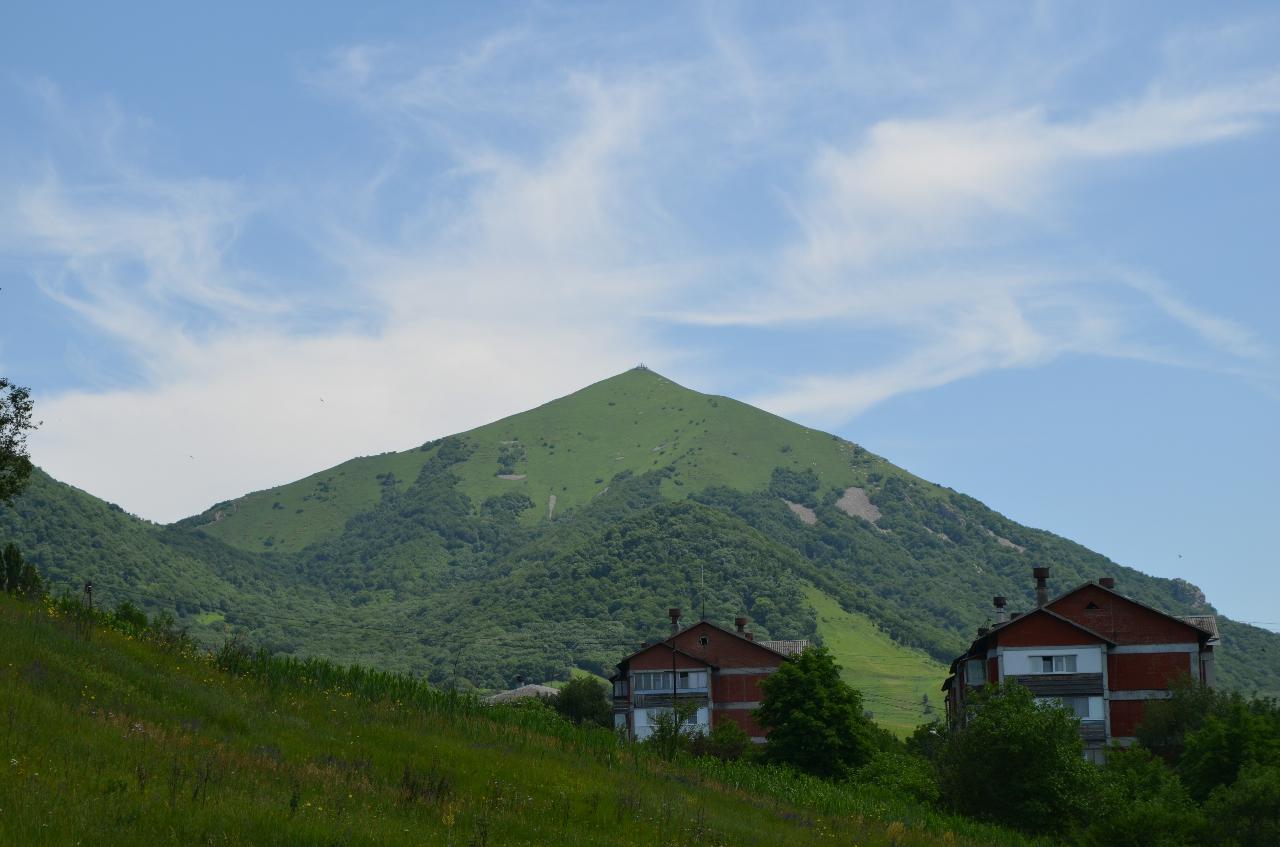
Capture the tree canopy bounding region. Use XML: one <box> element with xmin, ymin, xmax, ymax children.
<box><xmin>937</xmin><ymin>682</ymin><xmax>1098</xmax><ymax>835</ymax></box>
<box><xmin>755</xmin><ymin>646</ymin><xmax>878</xmax><ymax>779</ymax></box>
<box><xmin>0</xmin><ymin>378</ymin><xmax>37</xmax><ymax>505</ymax></box>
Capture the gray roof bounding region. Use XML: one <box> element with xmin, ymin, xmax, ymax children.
<box><xmin>484</xmin><ymin>683</ymin><xmax>559</xmax><ymax>704</ymax></box>
<box><xmin>758</xmin><ymin>639</ymin><xmax>810</xmax><ymax>656</ymax></box>
<box><xmin>1180</xmin><ymin>615</ymin><xmax>1221</xmax><ymax>643</ymax></box>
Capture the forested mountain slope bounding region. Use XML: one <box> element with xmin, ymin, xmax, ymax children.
<box><xmin>3</xmin><ymin>368</ymin><xmax>1276</xmax><ymax>720</ymax></box>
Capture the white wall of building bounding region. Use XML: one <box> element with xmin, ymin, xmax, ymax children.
<box><xmin>1001</xmin><ymin>645</ymin><xmax>1104</xmax><ymax>675</ymax></box>
<box><xmin>632</xmin><ymin>706</ymin><xmax>709</xmax><ymax>740</ymax></box>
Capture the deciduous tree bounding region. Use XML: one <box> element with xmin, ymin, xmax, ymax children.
<box><xmin>0</xmin><ymin>378</ymin><xmax>37</xmax><ymax>504</ymax></box>
<box><xmin>755</xmin><ymin>647</ymin><xmax>876</xmax><ymax>779</ymax></box>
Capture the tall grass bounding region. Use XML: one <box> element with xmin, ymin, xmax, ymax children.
<box><xmin>2</xmin><ymin>593</ymin><xmax>1039</xmax><ymax>846</ymax></box>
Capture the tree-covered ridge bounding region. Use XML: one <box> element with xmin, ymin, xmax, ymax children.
<box><xmin>3</xmin><ymin>367</ymin><xmax>1277</xmax><ymax>702</ymax></box>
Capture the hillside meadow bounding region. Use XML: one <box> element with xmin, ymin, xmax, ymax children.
<box><xmin>0</xmin><ymin>593</ymin><xmax>1039</xmax><ymax>847</ymax></box>
<box><xmin>4</xmin><ymin>368</ymin><xmax>1276</xmax><ymax>704</ymax></box>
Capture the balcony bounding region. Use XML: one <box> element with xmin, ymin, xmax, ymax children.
<box><xmin>1012</xmin><ymin>673</ymin><xmax>1103</xmax><ymax>696</ymax></box>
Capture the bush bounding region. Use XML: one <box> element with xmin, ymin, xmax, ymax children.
<box><xmin>937</xmin><ymin>682</ymin><xmax>1098</xmax><ymax>835</ymax></box>
<box><xmin>551</xmin><ymin>676</ymin><xmax>611</xmax><ymax>728</ymax></box>
<box><xmin>1083</xmin><ymin>746</ymin><xmax>1205</xmax><ymax>847</ymax></box>
<box><xmin>689</xmin><ymin>718</ymin><xmax>751</xmax><ymax>762</ymax></box>
<box><xmin>854</xmin><ymin>751</ymin><xmax>938</xmax><ymax>804</ymax></box>
<box><xmin>1204</xmin><ymin>763</ymin><xmax>1280</xmax><ymax>847</ymax></box>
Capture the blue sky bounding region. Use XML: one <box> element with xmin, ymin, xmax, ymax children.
<box><xmin>1</xmin><ymin>3</ymin><xmax>1277</xmax><ymax>629</ymax></box>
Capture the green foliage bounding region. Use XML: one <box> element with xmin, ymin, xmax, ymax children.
<box><xmin>1178</xmin><ymin>696</ymin><xmax>1280</xmax><ymax>802</ymax></box>
<box><xmin>768</xmin><ymin>466</ymin><xmax>819</xmax><ymax>507</ymax></box>
<box><xmin>756</xmin><ymin>647</ymin><xmax>878</xmax><ymax>779</ymax></box>
<box><xmin>0</xmin><ymin>592</ymin><xmax>1037</xmax><ymax>847</ymax></box>
<box><xmin>643</xmin><ymin>701</ymin><xmax>701</xmax><ymax>762</ymax></box>
<box><xmin>0</xmin><ymin>377</ymin><xmax>37</xmax><ymax>504</ymax></box>
<box><xmin>551</xmin><ymin>675</ymin><xmax>611</xmax><ymax>727</ymax></box>
<box><xmin>855</xmin><ymin>751</ymin><xmax>940</xmax><ymax>804</ymax></box>
<box><xmin>1204</xmin><ymin>763</ymin><xmax>1280</xmax><ymax>847</ymax></box>
<box><xmin>3</xmin><ymin>367</ymin><xmax>1279</xmax><ymax>707</ymax></box>
<box><xmin>905</xmin><ymin>720</ymin><xmax>946</xmax><ymax>761</ymax></box>
<box><xmin>1138</xmin><ymin>681</ymin><xmax>1280</xmax><ymax>802</ymax></box>
<box><xmin>112</xmin><ymin>600</ymin><xmax>150</xmax><ymax>633</ymax></box>
<box><xmin>688</xmin><ymin>718</ymin><xmax>752</xmax><ymax>762</ymax></box>
<box><xmin>1083</xmin><ymin>746</ymin><xmax>1205</xmax><ymax>847</ymax></box>
<box><xmin>938</xmin><ymin>682</ymin><xmax>1099</xmax><ymax>835</ymax></box>
<box><xmin>2</xmin><ymin>541</ymin><xmax>42</xmax><ymax>598</ymax></box>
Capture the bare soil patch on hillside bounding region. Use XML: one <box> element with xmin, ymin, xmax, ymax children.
<box><xmin>836</xmin><ymin>487</ymin><xmax>881</xmax><ymax>523</ymax></box>
<box><xmin>782</xmin><ymin>499</ymin><xmax>817</xmax><ymax>525</ymax></box>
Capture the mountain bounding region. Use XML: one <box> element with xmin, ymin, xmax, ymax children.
<box><xmin>3</xmin><ymin>368</ymin><xmax>1277</xmax><ymax>732</ymax></box>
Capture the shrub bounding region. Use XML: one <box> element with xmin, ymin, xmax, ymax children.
<box><xmin>937</xmin><ymin>682</ymin><xmax>1098</xmax><ymax>835</ymax></box>
<box><xmin>1204</xmin><ymin>763</ymin><xmax>1280</xmax><ymax>847</ymax></box>
<box><xmin>552</xmin><ymin>676</ymin><xmax>611</xmax><ymax>728</ymax></box>
<box><xmin>855</xmin><ymin>751</ymin><xmax>939</xmax><ymax>804</ymax></box>
<box><xmin>689</xmin><ymin>718</ymin><xmax>751</xmax><ymax>762</ymax></box>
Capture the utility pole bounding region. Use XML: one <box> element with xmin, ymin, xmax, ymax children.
<box><xmin>83</xmin><ymin>582</ymin><xmax>93</xmax><ymax>642</ymax></box>
<box><xmin>668</xmin><ymin>607</ymin><xmax>681</xmax><ymax>729</ymax></box>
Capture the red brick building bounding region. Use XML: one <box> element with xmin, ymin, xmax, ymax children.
<box><xmin>943</xmin><ymin>570</ymin><xmax>1218</xmax><ymax>761</ymax></box>
<box><xmin>610</xmin><ymin>610</ymin><xmax>807</xmax><ymax>743</ymax></box>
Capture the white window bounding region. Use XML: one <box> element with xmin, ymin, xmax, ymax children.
<box><xmin>633</xmin><ymin>671</ymin><xmax>671</xmax><ymax>692</ymax></box>
<box><xmin>633</xmin><ymin>670</ymin><xmax>708</xmax><ymax>691</ymax></box>
<box><xmin>1036</xmin><ymin>696</ymin><xmax>1102</xmax><ymax>720</ymax></box>
<box><xmin>614</xmin><ymin>712</ymin><xmax>626</xmax><ymax>730</ymax></box>
<box><xmin>1034</xmin><ymin>655</ymin><xmax>1077</xmax><ymax>673</ymax></box>
<box><xmin>677</xmin><ymin>670</ymin><xmax>708</xmax><ymax>690</ymax></box>
<box><xmin>612</xmin><ymin>680</ymin><xmax>628</xmax><ymax>697</ymax></box>
<box><xmin>965</xmin><ymin>658</ymin><xmax>986</xmax><ymax>686</ymax></box>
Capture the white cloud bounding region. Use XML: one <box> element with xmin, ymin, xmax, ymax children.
<box><xmin>7</xmin><ymin>12</ymin><xmax>1278</xmax><ymax>520</ymax></box>
<box><xmin>16</xmin><ymin>69</ymin><xmax>678</xmax><ymax>522</ymax></box>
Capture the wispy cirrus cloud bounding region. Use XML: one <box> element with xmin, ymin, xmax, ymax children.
<box><xmin>3</xmin><ymin>5</ymin><xmax>1277</xmax><ymax>519</ymax></box>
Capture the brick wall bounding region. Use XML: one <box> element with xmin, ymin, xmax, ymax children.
<box><xmin>1108</xmin><ymin>652</ymin><xmax>1195</xmax><ymax>690</ymax></box>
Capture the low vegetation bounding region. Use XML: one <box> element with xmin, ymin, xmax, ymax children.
<box><xmin>4</xmin><ymin>369</ymin><xmax>1276</xmax><ymax>706</ymax></box>
<box><xmin>0</xmin><ymin>588</ymin><xmax>1037</xmax><ymax>846</ymax></box>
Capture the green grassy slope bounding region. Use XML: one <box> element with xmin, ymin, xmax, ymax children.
<box><xmin>194</xmin><ymin>368</ymin><xmax>864</xmax><ymax>554</ymax></box>
<box><xmin>0</xmin><ymin>594</ymin><xmax>1032</xmax><ymax>847</ymax></box>
<box><xmin>803</xmin><ymin>586</ymin><xmax>950</xmax><ymax>735</ymax></box>
<box><xmin>5</xmin><ymin>367</ymin><xmax>1278</xmax><ymax>705</ymax></box>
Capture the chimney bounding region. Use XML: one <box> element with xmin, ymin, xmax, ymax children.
<box><xmin>1099</xmin><ymin>577</ymin><xmax>1116</xmax><ymax>590</ymax></box>
<box><xmin>745</xmin><ymin>632</ymin><xmax>754</xmax><ymax>641</ymax></box>
<box><xmin>734</xmin><ymin>616</ymin><xmax>748</xmax><ymax>634</ymax></box>
<box><xmin>993</xmin><ymin>596</ymin><xmax>1008</xmax><ymax>624</ymax></box>
<box><xmin>1033</xmin><ymin>567</ymin><xmax>1050</xmax><ymax>607</ymax></box>
<box><xmin>668</xmin><ymin>607</ymin><xmax>683</xmax><ymax>634</ymax></box>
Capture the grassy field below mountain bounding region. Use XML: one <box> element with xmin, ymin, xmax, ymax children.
<box><xmin>3</xmin><ymin>368</ymin><xmax>1277</xmax><ymax>708</ymax></box>
<box><xmin>804</xmin><ymin>586</ymin><xmax>950</xmax><ymax>733</ymax></box>
<box><xmin>0</xmin><ymin>593</ymin><xmax>1037</xmax><ymax>847</ymax></box>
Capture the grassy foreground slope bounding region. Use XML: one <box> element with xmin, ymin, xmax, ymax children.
<box><xmin>0</xmin><ymin>595</ymin><xmax>1032</xmax><ymax>847</ymax></box>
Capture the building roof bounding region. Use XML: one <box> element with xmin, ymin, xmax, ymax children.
<box><xmin>1048</xmin><ymin>580</ymin><xmax>1219</xmax><ymax>643</ymax></box>
<box><xmin>612</xmin><ymin>640</ymin><xmax>717</xmax><ymax>671</ymax></box>
<box><xmin>758</xmin><ymin>639</ymin><xmax>810</xmax><ymax>656</ymax></box>
<box><xmin>611</xmin><ymin>618</ymin><xmax>795</xmax><ymax>673</ymax></box>
<box><xmin>978</xmin><ymin>605</ymin><xmax>1116</xmax><ymax>650</ymax></box>
<box><xmin>1179</xmin><ymin>614</ymin><xmax>1220</xmax><ymax>642</ymax></box>
<box><xmin>484</xmin><ymin>683</ymin><xmax>559</xmax><ymax>704</ymax></box>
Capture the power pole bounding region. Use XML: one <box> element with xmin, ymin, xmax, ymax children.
<box><xmin>83</xmin><ymin>582</ymin><xmax>93</xmax><ymax>641</ymax></box>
